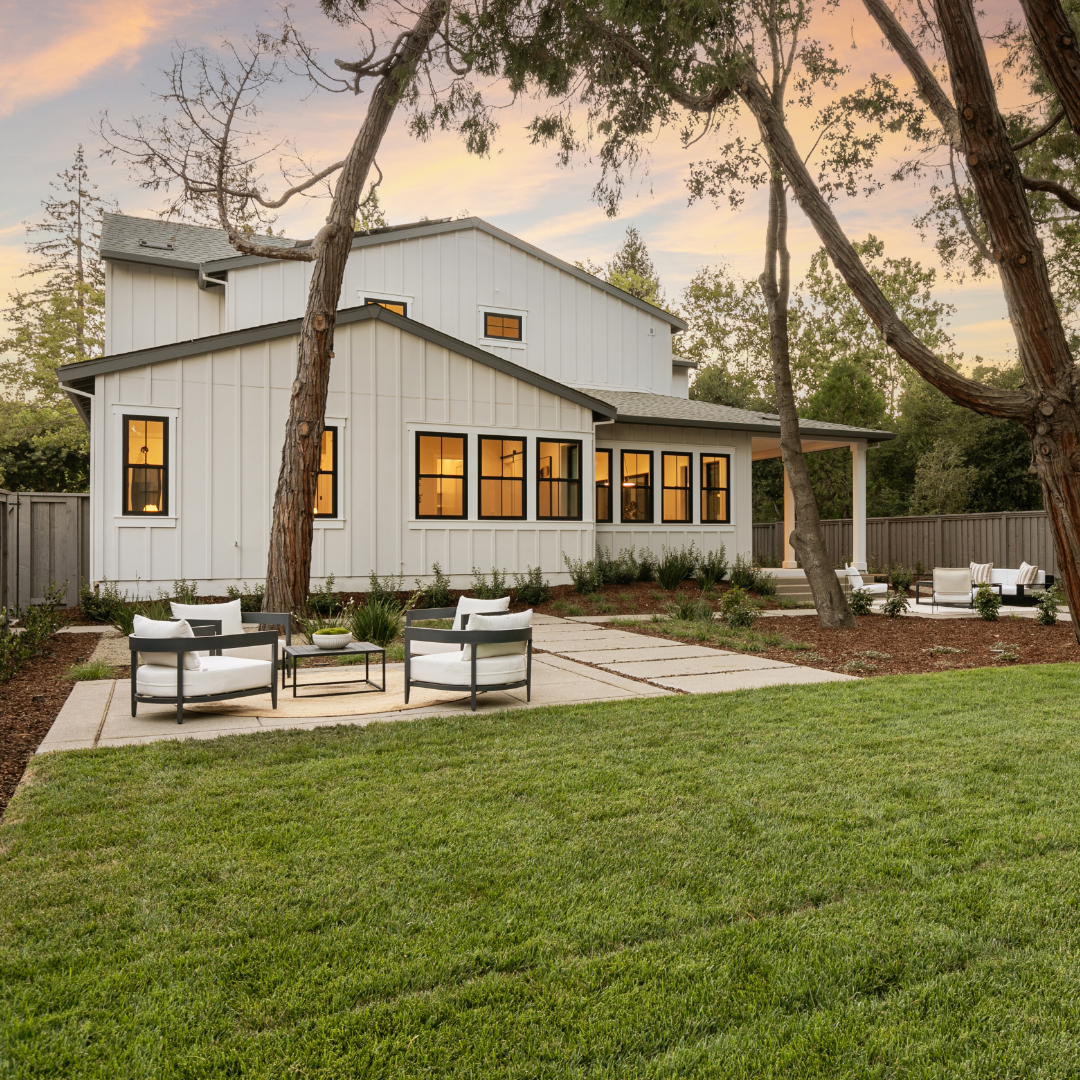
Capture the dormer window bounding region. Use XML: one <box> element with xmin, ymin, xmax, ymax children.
<box><xmin>365</xmin><ymin>297</ymin><xmax>407</xmax><ymax>317</ymax></box>
<box><xmin>484</xmin><ymin>313</ymin><xmax>522</xmax><ymax>341</ymax></box>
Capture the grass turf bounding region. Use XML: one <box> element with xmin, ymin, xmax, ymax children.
<box><xmin>4</xmin><ymin>665</ymin><xmax>1080</xmax><ymax>1077</ymax></box>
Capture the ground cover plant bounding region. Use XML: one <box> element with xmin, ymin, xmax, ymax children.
<box><xmin>6</xmin><ymin>667</ymin><xmax>1080</xmax><ymax>1075</ymax></box>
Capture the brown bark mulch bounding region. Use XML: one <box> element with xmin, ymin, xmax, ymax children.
<box><xmin>617</xmin><ymin>613</ymin><xmax>1080</xmax><ymax>677</ymax></box>
<box><xmin>0</xmin><ymin>633</ymin><xmax>98</xmax><ymax>814</ymax></box>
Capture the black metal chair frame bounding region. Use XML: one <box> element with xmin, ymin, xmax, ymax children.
<box><xmin>130</xmin><ymin>620</ymin><xmax>280</xmax><ymax>725</ymax></box>
<box><xmin>404</xmin><ymin>606</ymin><xmax>532</xmax><ymax>712</ymax></box>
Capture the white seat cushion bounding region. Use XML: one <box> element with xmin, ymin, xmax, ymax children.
<box><xmin>410</xmin><ymin>651</ymin><xmax>527</xmax><ymax>687</ymax></box>
<box><xmin>131</xmin><ymin>614</ymin><xmax>200</xmax><ymax>669</ymax></box>
<box><xmin>171</xmin><ymin>599</ymin><xmax>276</xmax><ymax>661</ymax></box>
<box><xmin>465</xmin><ymin>610</ymin><xmax>532</xmax><ymax>659</ymax></box>
<box><xmin>137</xmin><ymin>655</ymin><xmax>273</xmax><ymax>698</ymax></box>
<box><xmin>934</xmin><ymin>592</ymin><xmax>972</xmax><ymax>605</ymax></box>
<box><xmin>452</xmin><ymin>594</ymin><xmax>509</xmax><ymax>630</ymax></box>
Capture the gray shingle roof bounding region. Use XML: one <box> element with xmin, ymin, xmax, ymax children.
<box><xmin>587</xmin><ymin>389</ymin><xmax>894</xmax><ymax>441</ymax></box>
<box><xmin>99</xmin><ymin>213</ymin><xmax>300</xmax><ymax>270</ymax></box>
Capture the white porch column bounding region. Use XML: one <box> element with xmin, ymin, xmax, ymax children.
<box><xmin>782</xmin><ymin>465</ymin><xmax>797</xmax><ymax>568</ymax></box>
<box><xmin>850</xmin><ymin>440</ymin><xmax>868</xmax><ymax>572</ymax></box>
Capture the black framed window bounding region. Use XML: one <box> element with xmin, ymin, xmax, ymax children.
<box><xmin>416</xmin><ymin>433</ymin><xmax>467</xmax><ymax>519</ymax></box>
<box><xmin>662</xmin><ymin>452</ymin><xmax>692</xmax><ymax>523</ymax></box>
<box><xmin>701</xmin><ymin>454</ymin><xmax>731</xmax><ymax>523</ymax></box>
<box><xmin>484</xmin><ymin>313</ymin><xmax>523</xmax><ymax>341</ymax></box>
<box><xmin>595</xmin><ymin>449</ymin><xmax>613</xmax><ymax>523</ymax></box>
<box><xmin>479</xmin><ymin>437</ymin><xmax>526</xmax><ymax>519</ymax></box>
<box><xmin>123</xmin><ymin>416</ymin><xmax>168</xmax><ymax>516</ymax></box>
<box><xmin>314</xmin><ymin>426</ymin><xmax>338</xmax><ymax>517</ymax></box>
<box><xmin>365</xmin><ymin>297</ymin><xmax>407</xmax><ymax>317</ymax></box>
<box><xmin>537</xmin><ymin>440</ymin><xmax>582</xmax><ymax>520</ymax></box>
<box><xmin>620</xmin><ymin>450</ymin><xmax>653</xmax><ymax>523</ymax></box>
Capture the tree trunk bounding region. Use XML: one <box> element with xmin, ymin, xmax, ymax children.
<box><xmin>759</xmin><ymin>168</ymin><xmax>856</xmax><ymax>628</ymax></box>
<box><xmin>263</xmin><ymin>0</ymin><xmax>449</xmax><ymax>616</ymax></box>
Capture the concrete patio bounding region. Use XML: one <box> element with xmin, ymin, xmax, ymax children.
<box><xmin>39</xmin><ymin>614</ymin><xmax>855</xmax><ymax>753</ymax></box>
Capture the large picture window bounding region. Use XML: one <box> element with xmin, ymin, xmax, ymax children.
<box><xmin>595</xmin><ymin>449</ymin><xmax>613</xmax><ymax>523</ymax></box>
<box><xmin>123</xmin><ymin>416</ymin><xmax>168</xmax><ymax>516</ymax></box>
<box><xmin>662</xmin><ymin>453</ymin><xmax>692</xmax><ymax>523</ymax></box>
<box><xmin>701</xmin><ymin>454</ymin><xmax>731</xmax><ymax>523</ymax></box>
<box><xmin>416</xmin><ymin>433</ymin><xmax>467</xmax><ymax>519</ymax></box>
<box><xmin>479</xmin><ymin>437</ymin><xmax>526</xmax><ymax>519</ymax></box>
<box><xmin>620</xmin><ymin>451</ymin><xmax>653</xmax><ymax>523</ymax></box>
<box><xmin>537</xmin><ymin>440</ymin><xmax>582</xmax><ymax>520</ymax></box>
<box><xmin>314</xmin><ymin>427</ymin><xmax>338</xmax><ymax>518</ymax></box>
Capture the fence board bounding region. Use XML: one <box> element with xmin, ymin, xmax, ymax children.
<box><xmin>0</xmin><ymin>490</ymin><xmax>89</xmax><ymax>609</ymax></box>
<box><xmin>753</xmin><ymin>511</ymin><xmax>1060</xmax><ymax>576</ymax></box>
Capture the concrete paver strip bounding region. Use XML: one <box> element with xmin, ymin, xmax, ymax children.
<box><xmin>650</xmin><ymin>667</ymin><xmax>858</xmax><ymax>693</ymax></box>
<box><xmin>559</xmin><ymin>645</ymin><xmax>726</xmax><ymax>664</ymax></box>
<box><xmin>599</xmin><ymin>653</ymin><xmax>794</xmax><ymax>678</ymax></box>
<box><xmin>530</xmin><ymin>652</ymin><xmax>672</xmax><ymax>695</ymax></box>
<box><xmin>36</xmin><ymin>681</ymin><xmax>114</xmax><ymax>753</ymax></box>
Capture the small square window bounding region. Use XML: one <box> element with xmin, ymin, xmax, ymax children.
<box><xmin>484</xmin><ymin>313</ymin><xmax>522</xmax><ymax>341</ymax></box>
<box><xmin>123</xmin><ymin>416</ymin><xmax>168</xmax><ymax>516</ymax></box>
<box><xmin>365</xmin><ymin>297</ymin><xmax>407</xmax><ymax>317</ymax></box>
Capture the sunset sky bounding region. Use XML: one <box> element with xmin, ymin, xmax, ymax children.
<box><xmin>0</xmin><ymin>0</ymin><xmax>1025</xmax><ymax>363</ymax></box>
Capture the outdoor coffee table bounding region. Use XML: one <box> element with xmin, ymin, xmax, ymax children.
<box><xmin>283</xmin><ymin>641</ymin><xmax>386</xmax><ymax>698</ymax></box>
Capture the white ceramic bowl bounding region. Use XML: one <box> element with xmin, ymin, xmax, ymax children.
<box><xmin>312</xmin><ymin>631</ymin><xmax>353</xmax><ymax>650</ymax></box>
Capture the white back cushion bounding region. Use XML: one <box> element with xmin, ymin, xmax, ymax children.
<box><xmin>847</xmin><ymin>568</ymin><xmax>866</xmax><ymax>589</ymax></box>
<box><xmin>1016</xmin><ymin>561</ymin><xmax>1040</xmax><ymax>585</ymax></box>
<box><xmin>168</xmin><ymin>599</ymin><xmax>276</xmax><ymax>660</ymax></box>
<box><xmin>453</xmin><ymin>594</ymin><xmax>510</xmax><ymax>631</ymax></box>
<box><xmin>970</xmin><ymin>561</ymin><xmax>993</xmax><ymax>584</ymax></box>
<box><xmin>465</xmin><ymin>610</ymin><xmax>532</xmax><ymax>659</ymax></box>
<box><xmin>132</xmin><ymin>614</ymin><xmax>200</xmax><ymax>669</ymax></box>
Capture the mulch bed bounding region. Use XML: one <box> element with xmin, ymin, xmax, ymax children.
<box><xmin>617</xmin><ymin>613</ymin><xmax>1080</xmax><ymax>677</ymax></box>
<box><xmin>0</xmin><ymin>633</ymin><xmax>99</xmax><ymax>814</ymax></box>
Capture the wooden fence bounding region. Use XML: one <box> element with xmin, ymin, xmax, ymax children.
<box><xmin>753</xmin><ymin>510</ymin><xmax>1061</xmax><ymax>576</ymax></box>
<box><xmin>1</xmin><ymin>490</ymin><xmax>90</xmax><ymax>609</ymax></box>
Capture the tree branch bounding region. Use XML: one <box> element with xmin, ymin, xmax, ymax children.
<box><xmin>1023</xmin><ymin>173</ymin><xmax>1080</xmax><ymax>210</ymax></box>
<box><xmin>950</xmin><ymin>149</ymin><xmax>993</xmax><ymax>260</ymax></box>
<box><xmin>1012</xmin><ymin>106</ymin><xmax>1065</xmax><ymax>150</ymax></box>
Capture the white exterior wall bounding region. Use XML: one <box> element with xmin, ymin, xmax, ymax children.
<box><xmin>104</xmin><ymin>262</ymin><xmax>224</xmax><ymax>356</ymax></box>
<box><xmin>595</xmin><ymin>422</ymin><xmax>753</xmax><ymax>563</ymax></box>
<box><xmin>90</xmin><ymin>320</ymin><xmax>595</xmax><ymax>593</ymax></box>
<box><xmin>224</xmin><ymin>228</ymin><xmax>681</xmax><ymax>397</ymax></box>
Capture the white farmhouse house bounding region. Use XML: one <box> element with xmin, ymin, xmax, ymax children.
<box><xmin>57</xmin><ymin>213</ymin><xmax>893</xmax><ymax>594</ymax></box>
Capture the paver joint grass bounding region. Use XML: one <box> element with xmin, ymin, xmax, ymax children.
<box><xmin>4</xmin><ymin>665</ymin><xmax>1080</xmax><ymax>1077</ymax></box>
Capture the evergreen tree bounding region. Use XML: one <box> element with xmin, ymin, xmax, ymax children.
<box><xmin>577</xmin><ymin>226</ymin><xmax>666</xmax><ymax>307</ymax></box>
<box><xmin>0</xmin><ymin>147</ymin><xmax>109</xmax><ymax>491</ymax></box>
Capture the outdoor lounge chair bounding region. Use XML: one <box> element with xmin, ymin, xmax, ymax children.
<box><xmin>130</xmin><ymin>616</ymin><xmax>280</xmax><ymax>725</ymax></box>
<box><xmin>844</xmin><ymin>565</ymin><xmax>888</xmax><ymax>596</ymax></box>
<box><xmin>914</xmin><ymin>567</ymin><xmax>1000</xmax><ymax>611</ymax></box>
<box><xmin>404</xmin><ymin>608</ymin><xmax>532</xmax><ymax>711</ymax></box>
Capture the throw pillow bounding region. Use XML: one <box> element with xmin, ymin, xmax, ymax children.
<box><xmin>132</xmin><ymin>614</ymin><xmax>200</xmax><ymax>669</ymax></box>
<box><xmin>171</xmin><ymin>599</ymin><xmax>245</xmax><ymax>655</ymax></box>
<box><xmin>1016</xmin><ymin>561</ymin><xmax>1040</xmax><ymax>585</ymax></box>
<box><xmin>464</xmin><ymin>609</ymin><xmax>532</xmax><ymax>659</ymax></box>
<box><xmin>970</xmin><ymin>561</ymin><xmax>993</xmax><ymax>584</ymax></box>
<box><xmin>452</xmin><ymin>594</ymin><xmax>510</xmax><ymax>631</ymax></box>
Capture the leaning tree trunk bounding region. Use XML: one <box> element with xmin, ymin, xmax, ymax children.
<box><xmin>263</xmin><ymin>0</ymin><xmax>449</xmax><ymax>616</ymax></box>
<box><xmin>759</xmin><ymin>167</ymin><xmax>856</xmax><ymax>628</ymax></box>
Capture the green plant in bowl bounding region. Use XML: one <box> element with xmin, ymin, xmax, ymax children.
<box><xmin>314</xmin><ymin>627</ymin><xmax>349</xmax><ymax>635</ymax></box>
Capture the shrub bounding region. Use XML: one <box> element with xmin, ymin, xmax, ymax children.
<box><xmin>562</xmin><ymin>553</ymin><xmax>603</xmax><ymax>594</ymax></box>
<box><xmin>848</xmin><ymin>588</ymin><xmax>875</xmax><ymax>616</ymax></box>
<box><xmin>172</xmin><ymin>578</ymin><xmax>198</xmax><ymax>605</ymax></box>
<box><xmin>79</xmin><ymin>579</ymin><xmax>129</xmax><ymax>624</ymax></box>
<box><xmin>65</xmin><ymin>659</ymin><xmax>115</xmax><ymax>681</ymax></box>
<box><xmin>974</xmin><ymin>582</ymin><xmax>1002</xmax><ymax>621</ymax></box>
<box><xmin>1034</xmin><ymin>584</ymin><xmax>1065</xmax><ymax>626</ymax></box>
<box><xmin>367</xmin><ymin>571</ymin><xmax>405</xmax><ymax>606</ymax></box>
<box><xmin>753</xmin><ymin>570</ymin><xmax>777</xmax><ymax>597</ymax></box>
<box><xmin>471</xmin><ymin>566</ymin><xmax>509</xmax><ymax>600</ymax></box>
<box><xmin>513</xmin><ymin>565</ymin><xmax>551</xmax><ymax>606</ymax></box>
<box><xmin>656</xmin><ymin>543</ymin><xmax>698</xmax><ymax>590</ymax></box>
<box><xmin>415</xmin><ymin>563</ymin><xmax>453</xmax><ymax>609</ymax></box>
<box><xmin>719</xmin><ymin>586</ymin><xmax>761</xmax><ymax>629</ymax></box>
<box><xmin>0</xmin><ymin>581</ymin><xmax>66</xmax><ymax>682</ymax></box>
<box><xmin>605</xmin><ymin>547</ymin><xmax>641</xmax><ymax>586</ymax></box>
<box><xmin>729</xmin><ymin>553</ymin><xmax>757</xmax><ymax>591</ymax></box>
<box><xmin>881</xmin><ymin>593</ymin><xmax>909</xmax><ymax>619</ymax></box>
<box><xmin>886</xmin><ymin>564</ymin><xmax>914</xmax><ymax>594</ymax></box>
<box><xmin>226</xmin><ymin>581</ymin><xmax>265</xmax><ymax>612</ymax></box>
<box><xmin>671</xmin><ymin>594</ymin><xmax>714</xmax><ymax>623</ymax></box>
<box><xmin>695</xmin><ymin>545</ymin><xmax>729</xmax><ymax>591</ymax></box>
<box><xmin>636</xmin><ymin>549</ymin><xmax>657</xmax><ymax>582</ymax></box>
<box><xmin>752</xmin><ymin>552</ymin><xmax>781</xmax><ymax>569</ymax></box>
<box><xmin>308</xmin><ymin>573</ymin><xmax>343</xmax><ymax>615</ymax></box>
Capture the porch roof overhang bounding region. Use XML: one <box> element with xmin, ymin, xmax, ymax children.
<box><xmin>585</xmin><ymin>389</ymin><xmax>895</xmax><ymax>446</ymax></box>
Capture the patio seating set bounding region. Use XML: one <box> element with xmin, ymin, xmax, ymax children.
<box><xmin>129</xmin><ymin>595</ymin><xmax>532</xmax><ymax>723</ymax></box>
<box><xmin>845</xmin><ymin>561</ymin><xmax>1053</xmax><ymax>612</ymax></box>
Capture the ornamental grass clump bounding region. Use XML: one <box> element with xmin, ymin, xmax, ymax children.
<box><xmin>656</xmin><ymin>543</ymin><xmax>698</xmax><ymax>591</ymax></box>
<box><xmin>349</xmin><ymin>598</ymin><xmax>403</xmax><ymax>648</ymax></box>
<box><xmin>695</xmin><ymin>545</ymin><xmax>728</xmax><ymax>591</ymax></box>
<box><xmin>670</xmin><ymin>594</ymin><xmax>714</xmax><ymax>623</ymax></box>
<box><xmin>719</xmin><ymin>586</ymin><xmax>761</xmax><ymax>630</ymax></box>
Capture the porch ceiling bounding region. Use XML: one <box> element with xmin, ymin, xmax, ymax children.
<box><xmin>751</xmin><ymin>436</ymin><xmax>857</xmax><ymax>461</ymax></box>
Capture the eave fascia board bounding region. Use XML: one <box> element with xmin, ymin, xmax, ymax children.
<box><xmin>100</xmin><ymin>248</ymin><xmax>202</xmax><ymax>274</ymax></box>
<box><xmin>610</xmin><ymin>412</ymin><xmax>896</xmax><ymax>441</ymax></box>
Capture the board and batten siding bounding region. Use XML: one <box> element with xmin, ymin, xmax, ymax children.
<box><xmin>224</xmin><ymin>227</ymin><xmax>678</xmax><ymax>398</ymax></box>
<box><xmin>594</xmin><ymin>422</ymin><xmax>753</xmax><ymax>563</ymax></box>
<box><xmin>104</xmin><ymin>262</ymin><xmax>224</xmax><ymax>356</ymax></box>
<box><xmin>90</xmin><ymin>319</ymin><xmax>594</xmax><ymax>592</ymax></box>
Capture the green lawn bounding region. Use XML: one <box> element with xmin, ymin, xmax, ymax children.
<box><xmin>4</xmin><ymin>667</ymin><xmax>1080</xmax><ymax>1077</ymax></box>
